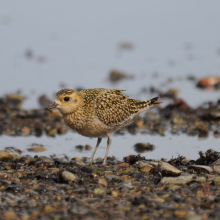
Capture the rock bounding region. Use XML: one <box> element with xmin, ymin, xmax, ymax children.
<box><xmin>0</xmin><ymin>150</ymin><xmax>21</xmax><ymax>161</ymax></box>
<box><xmin>160</xmin><ymin>162</ymin><xmax>182</xmax><ymax>176</ymax></box>
<box><xmin>94</xmin><ymin>187</ymin><xmax>106</xmax><ymax>195</ymax></box>
<box><xmin>74</xmin><ymin>161</ymin><xmax>87</xmax><ymax>167</ymax></box>
<box><xmin>212</xmin><ymin>158</ymin><xmax>220</xmax><ymax>166</ymax></box>
<box><xmin>6</xmin><ymin>94</ymin><xmax>23</xmax><ymax>109</ymax></box>
<box><xmin>145</xmin><ymin>160</ymin><xmax>159</xmax><ymax>167</ymax></box>
<box><xmin>207</xmin><ymin>177</ymin><xmax>220</xmax><ymax>182</ymax></box>
<box><xmin>104</xmin><ymin>171</ymin><xmax>113</xmax><ymax>175</ymax></box>
<box><xmin>213</xmin><ymin>166</ymin><xmax>220</xmax><ymax>173</ymax></box>
<box><xmin>140</xmin><ymin>166</ymin><xmax>152</xmax><ymax>173</ymax></box>
<box><xmin>111</xmin><ymin>190</ymin><xmax>119</xmax><ymax>197</ymax></box>
<box><xmin>35</xmin><ymin>156</ymin><xmax>55</xmax><ymax>166</ymax></box>
<box><xmin>21</xmin><ymin>127</ymin><xmax>31</xmax><ymax>136</ymax></box>
<box><xmin>98</xmin><ymin>178</ymin><xmax>108</xmax><ymax>187</ymax></box>
<box><xmin>0</xmin><ymin>173</ymin><xmax>11</xmax><ymax>180</ymax></box>
<box><xmin>116</xmin><ymin>163</ymin><xmax>129</xmax><ymax>167</ymax></box>
<box><xmin>171</xmin><ymin>114</ymin><xmax>186</xmax><ymax>125</ymax></box>
<box><xmin>45</xmin><ymin>127</ymin><xmax>57</xmax><ymax>137</ymax></box>
<box><xmin>173</xmin><ymin>209</ymin><xmax>186</xmax><ymax>218</ymax></box>
<box><xmin>214</xmin><ymin>130</ymin><xmax>220</xmax><ymax>138</ymax></box>
<box><xmin>134</xmin><ymin>143</ymin><xmax>155</xmax><ymax>153</ymax></box>
<box><xmin>109</xmin><ymin>69</ymin><xmax>132</xmax><ymax>83</ymax></box>
<box><xmin>197</xmin><ymin>77</ymin><xmax>220</xmax><ymax>90</ymax></box>
<box><xmin>48</xmin><ymin>168</ymin><xmax>60</xmax><ymax>173</ymax></box>
<box><xmin>135</xmin><ymin>120</ymin><xmax>143</xmax><ymax>127</ymax></box>
<box><xmin>28</xmin><ymin>147</ymin><xmax>47</xmax><ymax>152</ymax></box>
<box><xmin>62</xmin><ymin>171</ymin><xmax>79</xmax><ymax>182</ymax></box>
<box><xmin>2</xmin><ymin>209</ymin><xmax>17</xmax><ymax>219</ymax></box>
<box><xmin>85</xmin><ymin>144</ymin><xmax>92</xmax><ymax>150</ymax></box>
<box><xmin>43</xmin><ymin>205</ymin><xmax>54</xmax><ymax>214</ymax></box>
<box><xmin>57</xmin><ymin>127</ymin><xmax>67</xmax><ymax>135</ymax></box>
<box><xmin>160</xmin><ymin>175</ymin><xmax>194</xmax><ymax>184</ymax></box>
<box><xmin>118</xmin><ymin>42</ymin><xmax>134</xmax><ymax>50</ymax></box>
<box><xmin>122</xmin><ymin>183</ymin><xmax>134</xmax><ymax>190</ymax></box>
<box><xmin>105</xmin><ymin>175</ymin><xmax>121</xmax><ymax>181</ymax></box>
<box><xmin>188</xmin><ymin>165</ymin><xmax>213</xmax><ymax>173</ymax></box>
<box><xmin>136</xmin><ymin>161</ymin><xmax>153</xmax><ymax>169</ymax></box>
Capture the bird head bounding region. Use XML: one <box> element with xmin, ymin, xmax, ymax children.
<box><xmin>45</xmin><ymin>89</ymin><xmax>81</xmax><ymax>115</ymax></box>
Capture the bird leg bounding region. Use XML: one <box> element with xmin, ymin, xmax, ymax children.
<box><xmin>89</xmin><ymin>137</ymin><xmax>102</xmax><ymax>165</ymax></box>
<box><xmin>102</xmin><ymin>134</ymin><xmax>112</xmax><ymax>166</ymax></box>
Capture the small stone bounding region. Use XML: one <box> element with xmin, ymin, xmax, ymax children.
<box><xmin>116</xmin><ymin>163</ymin><xmax>129</xmax><ymax>167</ymax></box>
<box><xmin>134</xmin><ymin>143</ymin><xmax>155</xmax><ymax>153</ymax></box>
<box><xmin>2</xmin><ymin>209</ymin><xmax>17</xmax><ymax>219</ymax></box>
<box><xmin>136</xmin><ymin>161</ymin><xmax>152</xmax><ymax>169</ymax></box>
<box><xmin>171</xmin><ymin>114</ymin><xmax>186</xmax><ymax>125</ymax></box>
<box><xmin>161</xmin><ymin>175</ymin><xmax>194</xmax><ymax>184</ymax></box>
<box><xmin>48</xmin><ymin>168</ymin><xmax>60</xmax><ymax>173</ymax></box>
<box><xmin>0</xmin><ymin>150</ymin><xmax>21</xmax><ymax>161</ymax></box>
<box><xmin>166</xmin><ymin>184</ymin><xmax>181</xmax><ymax>190</ymax></box>
<box><xmin>57</xmin><ymin>127</ymin><xmax>67</xmax><ymax>135</ymax></box>
<box><xmin>213</xmin><ymin>165</ymin><xmax>220</xmax><ymax>173</ymax></box>
<box><xmin>43</xmin><ymin>205</ymin><xmax>54</xmax><ymax>214</ymax></box>
<box><xmin>140</xmin><ymin>166</ymin><xmax>152</xmax><ymax>173</ymax></box>
<box><xmin>62</xmin><ymin>171</ymin><xmax>79</xmax><ymax>182</ymax></box>
<box><xmin>28</xmin><ymin>147</ymin><xmax>47</xmax><ymax>152</ymax></box>
<box><xmin>122</xmin><ymin>183</ymin><xmax>134</xmax><ymax>190</ymax></box>
<box><xmin>46</xmin><ymin>128</ymin><xmax>57</xmax><ymax>137</ymax></box>
<box><xmin>174</xmin><ymin>209</ymin><xmax>186</xmax><ymax>218</ymax></box>
<box><xmin>98</xmin><ymin>178</ymin><xmax>108</xmax><ymax>187</ymax></box>
<box><xmin>94</xmin><ymin>187</ymin><xmax>105</xmax><ymax>195</ymax></box>
<box><xmin>75</xmin><ymin>161</ymin><xmax>87</xmax><ymax>167</ymax></box>
<box><xmin>145</xmin><ymin>160</ymin><xmax>159</xmax><ymax>167</ymax></box>
<box><xmin>111</xmin><ymin>190</ymin><xmax>119</xmax><ymax>197</ymax></box>
<box><xmin>21</xmin><ymin>127</ymin><xmax>31</xmax><ymax>136</ymax></box>
<box><xmin>214</xmin><ymin>130</ymin><xmax>220</xmax><ymax>138</ymax></box>
<box><xmin>104</xmin><ymin>171</ymin><xmax>113</xmax><ymax>175</ymax></box>
<box><xmin>213</xmin><ymin>158</ymin><xmax>220</xmax><ymax>166</ymax></box>
<box><xmin>85</xmin><ymin>144</ymin><xmax>92</xmax><ymax>150</ymax></box>
<box><xmin>207</xmin><ymin>177</ymin><xmax>220</xmax><ymax>182</ymax></box>
<box><xmin>105</xmin><ymin>175</ymin><xmax>121</xmax><ymax>181</ymax></box>
<box><xmin>109</xmin><ymin>69</ymin><xmax>131</xmax><ymax>82</ymax></box>
<box><xmin>160</xmin><ymin>162</ymin><xmax>182</xmax><ymax>176</ymax></box>
<box><xmin>0</xmin><ymin>173</ymin><xmax>11</xmax><ymax>180</ymax></box>
<box><xmin>135</xmin><ymin>121</ymin><xmax>143</xmax><ymax>127</ymax></box>
<box><xmin>188</xmin><ymin>165</ymin><xmax>213</xmax><ymax>173</ymax></box>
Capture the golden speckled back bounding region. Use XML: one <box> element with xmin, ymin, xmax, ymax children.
<box><xmin>78</xmin><ymin>88</ymin><xmax>157</xmax><ymax>126</ymax></box>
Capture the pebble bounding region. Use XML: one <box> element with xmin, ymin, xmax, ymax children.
<box><xmin>98</xmin><ymin>178</ymin><xmax>108</xmax><ymax>187</ymax></box>
<box><xmin>0</xmin><ymin>150</ymin><xmax>21</xmax><ymax>161</ymax></box>
<box><xmin>62</xmin><ymin>171</ymin><xmax>79</xmax><ymax>182</ymax></box>
<box><xmin>161</xmin><ymin>175</ymin><xmax>194</xmax><ymax>184</ymax></box>
<box><xmin>188</xmin><ymin>165</ymin><xmax>213</xmax><ymax>173</ymax></box>
<box><xmin>160</xmin><ymin>162</ymin><xmax>183</xmax><ymax>176</ymax></box>
<box><xmin>28</xmin><ymin>147</ymin><xmax>47</xmax><ymax>152</ymax></box>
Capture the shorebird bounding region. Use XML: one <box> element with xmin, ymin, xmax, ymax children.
<box><xmin>45</xmin><ymin>88</ymin><xmax>159</xmax><ymax>166</ymax></box>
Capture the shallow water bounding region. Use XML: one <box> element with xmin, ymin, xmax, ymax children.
<box><xmin>1</xmin><ymin>131</ymin><xmax>219</xmax><ymax>161</ymax></box>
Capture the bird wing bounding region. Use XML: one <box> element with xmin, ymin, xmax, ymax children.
<box><xmin>94</xmin><ymin>89</ymin><xmax>132</xmax><ymax>126</ymax></box>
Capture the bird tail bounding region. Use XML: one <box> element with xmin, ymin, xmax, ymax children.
<box><xmin>149</xmin><ymin>97</ymin><xmax>161</xmax><ymax>105</ymax></box>
<box><xmin>129</xmin><ymin>97</ymin><xmax>160</xmax><ymax>114</ymax></box>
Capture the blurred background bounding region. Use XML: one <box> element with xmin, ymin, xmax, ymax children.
<box><xmin>1</xmin><ymin>1</ymin><xmax>220</xmax><ymax>160</ymax></box>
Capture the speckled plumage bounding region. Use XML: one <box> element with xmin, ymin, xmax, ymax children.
<box><xmin>47</xmin><ymin>88</ymin><xmax>159</xmax><ymax>165</ymax></box>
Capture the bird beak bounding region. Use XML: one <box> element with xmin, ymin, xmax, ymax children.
<box><xmin>44</xmin><ymin>102</ymin><xmax>58</xmax><ymax>113</ymax></box>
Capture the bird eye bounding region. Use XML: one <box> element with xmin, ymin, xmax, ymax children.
<box><xmin>64</xmin><ymin>97</ymin><xmax>70</xmax><ymax>102</ymax></box>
